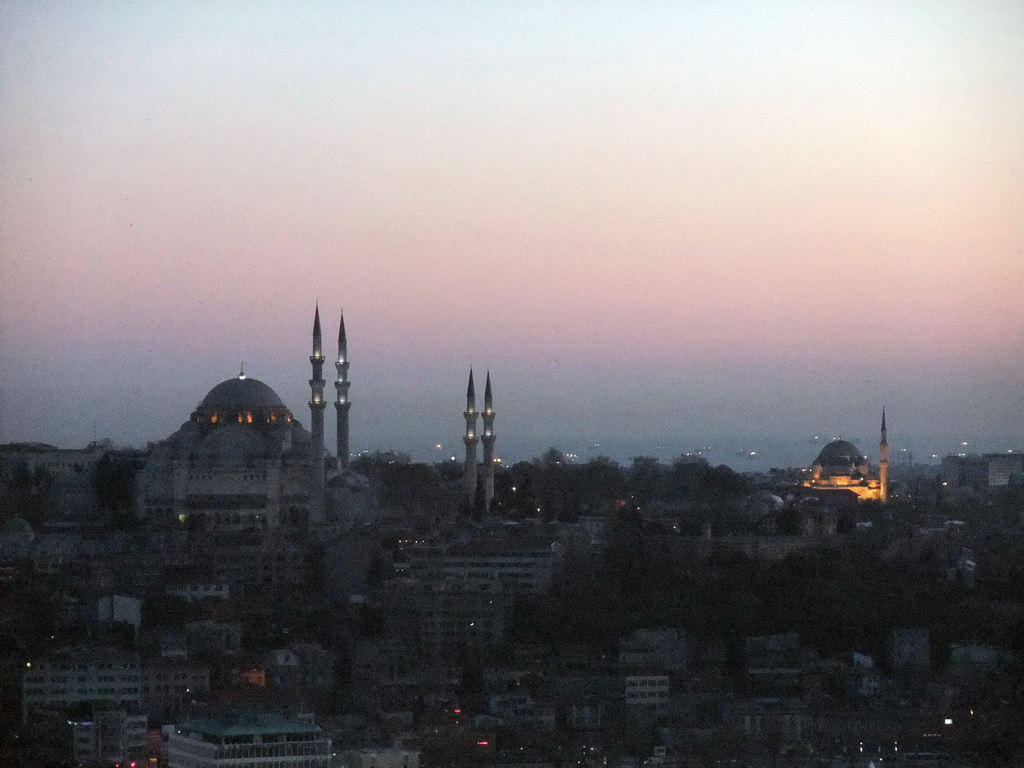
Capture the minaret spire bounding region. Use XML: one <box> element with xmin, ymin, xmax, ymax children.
<box><xmin>481</xmin><ymin>370</ymin><xmax>496</xmax><ymax>513</ymax></box>
<box><xmin>335</xmin><ymin>311</ymin><xmax>351</xmax><ymax>471</ymax></box>
<box><xmin>879</xmin><ymin>408</ymin><xmax>889</xmax><ymax>503</ymax></box>
<box><xmin>463</xmin><ymin>368</ymin><xmax>479</xmax><ymax>504</ymax></box>
<box><xmin>312</xmin><ymin>304</ymin><xmax>323</xmax><ymax>358</ymax></box>
<box><xmin>309</xmin><ymin>304</ymin><xmax>326</xmax><ymax>521</ymax></box>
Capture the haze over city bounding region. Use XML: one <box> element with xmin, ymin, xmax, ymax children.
<box><xmin>2</xmin><ymin>1</ymin><xmax>1022</xmax><ymax>468</ymax></box>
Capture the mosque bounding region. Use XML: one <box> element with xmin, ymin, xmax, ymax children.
<box><xmin>800</xmin><ymin>411</ymin><xmax>889</xmax><ymax>502</ymax></box>
<box><xmin>136</xmin><ymin>307</ymin><xmax>498</xmax><ymax>531</ymax></box>
<box><xmin>136</xmin><ymin>307</ymin><xmax>353</xmax><ymax>531</ymax></box>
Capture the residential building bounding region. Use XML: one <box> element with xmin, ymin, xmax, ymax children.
<box><xmin>167</xmin><ymin>583</ymin><xmax>231</xmax><ymax>602</ymax></box>
<box><xmin>941</xmin><ymin>452</ymin><xmax>1023</xmax><ymax>490</ymax></box>
<box><xmin>21</xmin><ymin>646</ymin><xmax>140</xmax><ymax>723</ymax></box>
<box><xmin>265</xmin><ymin>643</ymin><xmax>335</xmax><ymax>694</ymax></box>
<box><xmin>624</xmin><ymin>675</ymin><xmax>670</xmax><ymax>712</ymax></box>
<box><xmin>377</xmin><ymin>577</ymin><xmax>506</xmax><ymax>660</ymax></box>
<box><xmin>69</xmin><ymin>704</ymin><xmax>148</xmax><ymax>766</ymax></box>
<box><xmin>140</xmin><ymin>658</ymin><xmax>210</xmax><ymax>722</ymax></box>
<box><xmin>488</xmin><ymin>692</ymin><xmax>556</xmax><ymax>731</ymax></box>
<box><xmin>722</xmin><ymin>697</ymin><xmax>811</xmax><ymax>741</ymax></box>
<box><xmin>619</xmin><ymin>628</ymin><xmax>686</xmax><ymax>671</ymax></box>
<box><xmin>400</xmin><ymin>538</ymin><xmax>556</xmax><ymax>595</ymax></box>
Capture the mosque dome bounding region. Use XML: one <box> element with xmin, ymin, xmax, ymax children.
<box><xmin>189</xmin><ymin>373</ymin><xmax>293</xmax><ymax>426</ymax></box>
<box><xmin>813</xmin><ymin>439</ymin><xmax>865</xmax><ymax>468</ymax></box>
<box><xmin>200</xmin><ymin>376</ymin><xmax>286</xmax><ymax>411</ymax></box>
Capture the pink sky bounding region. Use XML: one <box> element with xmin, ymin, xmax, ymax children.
<box><xmin>2</xmin><ymin>1</ymin><xmax>1022</xmax><ymax>466</ymax></box>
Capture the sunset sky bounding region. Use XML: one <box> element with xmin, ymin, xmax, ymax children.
<box><xmin>2</xmin><ymin>1</ymin><xmax>1022</xmax><ymax>468</ymax></box>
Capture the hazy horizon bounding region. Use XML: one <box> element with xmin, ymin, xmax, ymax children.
<box><xmin>2</xmin><ymin>2</ymin><xmax>1022</xmax><ymax>470</ymax></box>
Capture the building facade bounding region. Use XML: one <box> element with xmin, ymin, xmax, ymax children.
<box><xmin>167</xmin><ymin>710</ymin><xmax>332</xmax><ymax>768</ymax></box>
<box><xmin>401</xmin><ymin>538</ymin><xmax>556</xmax><ymax>595</ymax></box>
<box><xmin>140</xmin><ymin>658</ymin><xmax>210</xmax><ymax>722</ymax></box>
<box><xmin>21</xmin><ymin>646</ymin><xmax>140</xmax><ymax>723</ymax></box>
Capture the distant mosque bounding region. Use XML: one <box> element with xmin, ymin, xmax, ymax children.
<box><xmin>462</xmin><ymin>368</ymin><xmax>496</xmax><ymax>512</ymax></box>
<box><xmin>800</xmin><ymin>411</ymin><xmax>889</xmax><ymax>502</ymax></box>
<box><xmin>136</xmin><ymin>307</ymin><xmax>497</xmax><ymax>531</ymax></box>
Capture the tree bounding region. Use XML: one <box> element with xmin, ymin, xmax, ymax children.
<box><xmin>628</xmin><ymin>456</ymin><xmax>663</xmax><ymax>507</ymax></box>
<box><xmin>1</xmin><ymin>461</ymin><xmax>53</xmax><ymax>528</ymax></box>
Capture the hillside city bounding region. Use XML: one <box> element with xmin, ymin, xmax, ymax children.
<box><xmin>3</xmin><ymin>311</ymin><xmax>1024</xmax><ymax>768</ymax></box>
<box><xmin>2</xmin><ymin>423</ymin><xmax>1023</xmax><ymax>768</ymax></box>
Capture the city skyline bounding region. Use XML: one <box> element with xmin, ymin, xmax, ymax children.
<box><xmin>2</xmin><ymin>2</ymin><xmax>1022</xmax><ymax>468</ymax></box>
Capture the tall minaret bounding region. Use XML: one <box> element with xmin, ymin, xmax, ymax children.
<box><xmin>335</xmin><ymin>311</ymin><xmax>351</xmax><ymax>471</ymax></box>
<box><xmin>309</xmin><ymin>305</ymin><xmax>326</xmax><ymax>517</ymax></box>
<box><xmin>481</xmin><ymin>371</ymin><xmax>496</xmax><ymax>512</ymax></box>
<box><xmin>463</xmin><ymin>369</ymin><xmax>479</xmax><ymax>502</ymax></box>
<box><xmin>879</xmin><ymin>408</ymin><xmax>889</xmax><ymax>503</ymax></box>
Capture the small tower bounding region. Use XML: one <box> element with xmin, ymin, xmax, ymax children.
<box><xmin>879</xmin><ymin>408</ymin><xmax>889</xmax><ymax>503</ymax></box>
<box><xmin>335</xmin><ymin>311</ymin><xmax>351</xmax><ymax>471</ymax></box>
<box><xmin>309</xmin><ymin>305</ymin><xmax>327</xmax><ymax>518</ymax></box>
<box><xmin>463</xmin><ymin>369</ymin><xmax>479</xmax><ymax>503</ymax></box>
<box><xmin>480</xmin><ymin>371</ymin><xmax>496</xmax><ymax>512</ymax></box>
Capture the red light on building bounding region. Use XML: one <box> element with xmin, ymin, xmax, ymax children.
<box><xmin>453</xmin><ymin>708</ymin><xmax>461</xmax><ymax>713</ymax></box>
<box><xmin>477</xmin><ymin>740</ymin><xmax>489</xmax><ymax>746</ymax></box>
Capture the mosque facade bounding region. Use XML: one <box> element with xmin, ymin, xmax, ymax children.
<box><xmin>800</xmin><ymin>411</ymin><xmax>889</xmax><ymax>502</ymax></box>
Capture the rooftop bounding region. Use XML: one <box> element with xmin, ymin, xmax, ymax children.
<box><xmin>179</xmin><ymin>710</ymin><xmax>320</xmax><ymax>737</ymax></box>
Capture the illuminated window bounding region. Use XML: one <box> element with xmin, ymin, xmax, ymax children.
<box><xmin>211</xmin><ymin>414</ymin><xmax>218</xmax><ymax>423</ymax></box>
<box><xmin>246</xmin><ymin>413</ymin><xmax>253</xmax><ymax>423</ymax></box>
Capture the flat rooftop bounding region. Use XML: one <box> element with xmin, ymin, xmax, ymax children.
<box><xmin>179</xmin><ymin>710</ymin><xmax>320</xmax><ymax>737</ymax></box>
